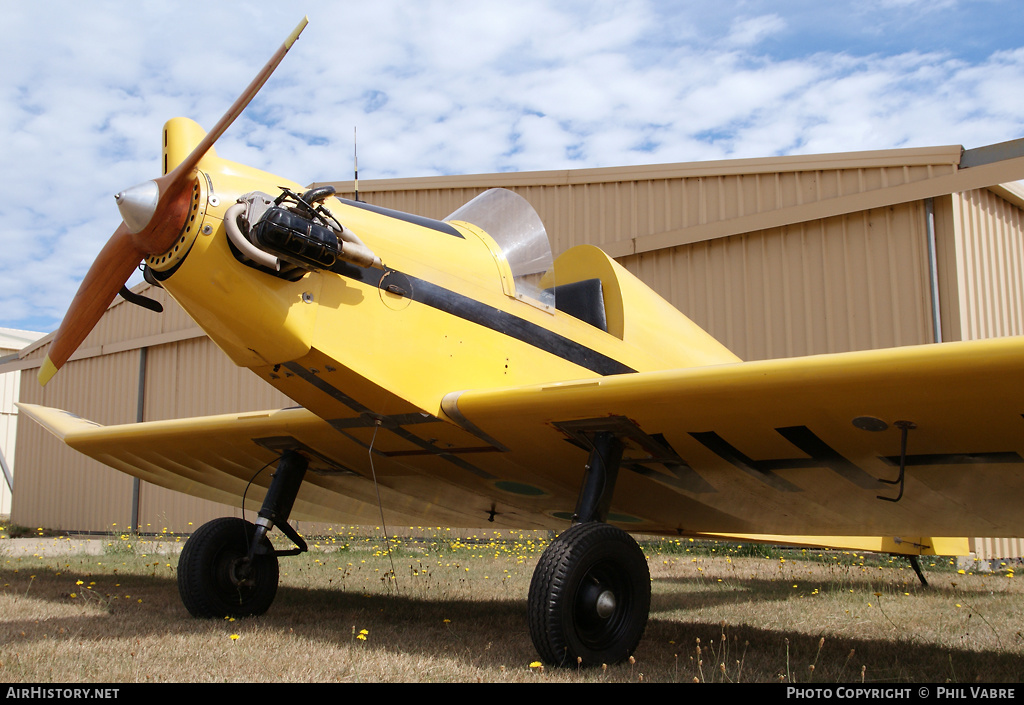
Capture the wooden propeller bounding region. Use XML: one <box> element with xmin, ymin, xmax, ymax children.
<box><xmin>39</xmin><ymin>17</ymin><xmax>308</xmax><ymax>386</ymax></box>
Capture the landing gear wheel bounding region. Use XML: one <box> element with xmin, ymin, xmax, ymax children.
<box><xmin>528</xmin><ymin>522</ymin><xmax>650</xmax><ymax>666</ymax></box>
<box><xmin>177</xmin><ymin>517</ymin><xmax>279</xmax><ymax>618</ymax></box>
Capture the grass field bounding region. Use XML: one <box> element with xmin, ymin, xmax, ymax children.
<box><xmin>1</xmin><ymin>525</ymin><xmax>1021</xmax><ymax>683</ymax></box>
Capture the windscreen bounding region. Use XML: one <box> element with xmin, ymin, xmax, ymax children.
<box><xmin>445</xmin><ymin>189</ymin><xmax>555</xmax><ymax>309</ymax></box>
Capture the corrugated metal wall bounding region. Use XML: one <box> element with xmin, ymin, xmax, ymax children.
<box><xmin>972</xmin><ymin>537</ymin><xmax>1024</xmax><ymax>562</ymax></box>
<box><xmin>142</xmin><ymin>335</ymin><xmax>293</xmax><ymax>421</ymax></box>
<box><xmin>618</xmin><ymin>202</ymin><xmax>934</xmax><ymax>360</ymax></box>
<box><xmin>951</xmin><ymin>187</ymin><xmax>1024</xmax><ymax>340</ymax></box>
<box><xmin>16</xmin><ymin>349</ymin><xmax>140</xmax><ymax>531</ymax></box>
<box><xmin>0</xmin><ymin>350</ymin><xmax>19</xmax><ymax>516</ymax></box>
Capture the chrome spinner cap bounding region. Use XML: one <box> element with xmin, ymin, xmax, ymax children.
<box><xmin>115</xmin><ymin>180</ymin><xmax>160</xmax><ymax>233</ymax></box>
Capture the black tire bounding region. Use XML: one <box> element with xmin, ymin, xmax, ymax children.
<box><xmin>528</xmin><ymin>522</ymin><xmax>650</xmax><ymax>666</ymax></box>
<box><xmin>177</xmin><ymin>517</ymin><xmax>279</xmax><ymax>618</ymax></box>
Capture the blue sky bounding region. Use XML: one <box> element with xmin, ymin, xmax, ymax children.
<box><xmin>1</xmin><ymin>0</ymin><xmax>1023</xmax><ymax>335</ymax></box>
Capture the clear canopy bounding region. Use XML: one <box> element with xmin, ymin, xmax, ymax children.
<box><xmin>445</xmin><ymin>188</ymin><xmax>555</xmax><ymax>309</ymax></box>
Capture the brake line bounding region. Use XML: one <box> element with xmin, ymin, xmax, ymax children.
<box><xmin>368</xmin><ymin>419</ymin><xmax>399</xmax><ymax>591</ymax></box>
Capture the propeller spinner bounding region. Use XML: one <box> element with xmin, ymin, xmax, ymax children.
<box><xmin>39</xmin><ymin>17</ymin><xmax>309</xmax><ymax>386</ymax></box>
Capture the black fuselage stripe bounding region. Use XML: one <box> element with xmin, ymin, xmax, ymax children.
<box><xmin>328</xmin><ymin>260</ymin><xmax>637</xmax><ymax>376</ymax></box>
<box><xmin>337</xmin><ymin>198</ymin><xmax>464</xmax><ymax>238</ymax></box>
<box><xmin>284</xmin><ymin>362</ymin><xmax>371</xmax><ymax>414</ymax></box>
<box><xmin>410</xmin><ymin>277</ymin><xmax>636</xmax><ymax>376</ymax></box>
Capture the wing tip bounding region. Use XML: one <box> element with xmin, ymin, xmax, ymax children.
<box><xmin>16</xmin><ymin>402</ymin><xmax>104</xmax><ymax>443</ymax></box>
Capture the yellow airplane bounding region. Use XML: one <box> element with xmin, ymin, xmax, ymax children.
<box><xmin>17</xmin><ymin>17</ymin><xmax>1024</xmax><ymax>666</ymax></box>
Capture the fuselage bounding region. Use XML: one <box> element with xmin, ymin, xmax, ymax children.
<box><xmin>150</xmin><ymin>119</ymin><xmax>739</xmax><ymax>438</ymax></box>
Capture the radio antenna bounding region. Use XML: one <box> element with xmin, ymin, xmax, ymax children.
<box><xmin>353</xmin><ymin>126</ymin><xmax>360</xmax><ymax>203</ymax></box>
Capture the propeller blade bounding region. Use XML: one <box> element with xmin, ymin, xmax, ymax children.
<box><xmin>160</xmin><ymin>16</ymin><xmax>309</xmax><ymax>189</ymax></box>
<box><xmin>39</xmin><ymin>16</ymin><xmax>309</xmax><ymax>387</ymax></box>
<box><xmin>38</xmin><ymin>223</ymin><xmax>142</xmax><ymax>385</ymax></box>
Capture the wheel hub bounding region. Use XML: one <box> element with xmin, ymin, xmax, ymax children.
<box><xmin>595</xmin><ymin>589</ymin><xmax>616</xmax><ymax>619</ymax></box>
<box><xmin>228</xmin><ymin>556</ymin><xmax>255</xmax><ymax>587</ymax></box>
<box><xmin>580</xmin><ymin>578</ymin><xmax>617</xmax><ymax>620</ymax></box>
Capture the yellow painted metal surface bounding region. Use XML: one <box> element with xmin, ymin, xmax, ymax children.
<box><xmin>545</xmin><ymin>245</ymin><xmax>741</xmax><ymax>367</ymax></box>
<box><xmin>696</xmin><ymin>534</ymin><xmax>970</xmax><ymax>557</ymax></box>
<box><xmin>148</xmin><ymin>119</ymin><xmax>739</xmax><ymax>423</ymax></box>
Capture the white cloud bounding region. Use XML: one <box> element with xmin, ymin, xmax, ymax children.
<box><xmin>725</xmin><ymin>14</ymin><xmax>787</xmax><ymax>48</ymax></box>
<box><xmin>1</xmin><ymin>0</ymin><xmax>1022</xmax><ymax>334</ymax></box>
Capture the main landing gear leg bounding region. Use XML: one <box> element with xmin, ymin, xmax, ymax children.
<box><xmin>528</xmin><ymin>432</ymin><xmax>651</xmax><ymax>666</ymax></box>
<box><xmin>178</xmin><ymin>450</ymin><xmax>309</xmax><ymax>618</ymax></box>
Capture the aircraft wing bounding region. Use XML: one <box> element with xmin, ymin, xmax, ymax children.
<box><xmin>16</xmin><ymin>403</ymin><xmax>543</xmax><ymax>528</ymax></box>
<box><xmin>442</xmin><ymin>335</ymin><xmax>1024</xmax><ymax>540</ymax></box>
<box><xmin>20</xmin><ymin>335</ymin><xmax>1024</xmax><ymax>542</ymax></box>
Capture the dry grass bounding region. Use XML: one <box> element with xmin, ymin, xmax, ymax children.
<box><xmin>0</xmin><ymin>526</ymin><xmax>1021</xmax><ymax>683</ymax></box>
